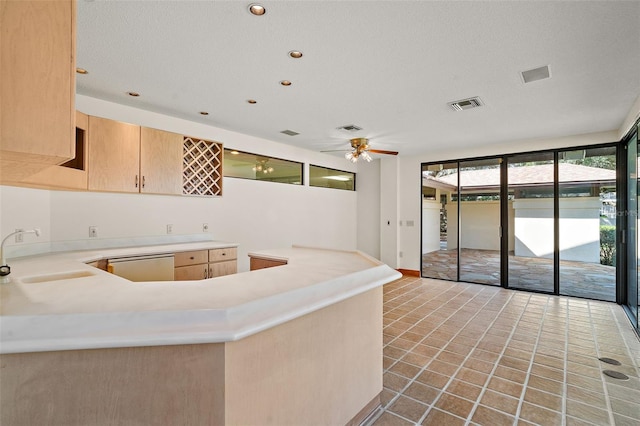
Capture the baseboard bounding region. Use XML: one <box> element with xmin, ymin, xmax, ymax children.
<box><xmin>346</xmin><ymin>394</ymin><xmax>381</xmax><ymax>426</ymax></box>
<box><xmin>397</xmin><ymin>269</ymin><xmax>420</xmax><ymax>277</ymax></box>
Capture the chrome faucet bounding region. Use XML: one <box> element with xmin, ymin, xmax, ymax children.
<box><xmin>0</xmin><ymin>229</ymin><xmax>40</xmax><ymax>284</ymax></box>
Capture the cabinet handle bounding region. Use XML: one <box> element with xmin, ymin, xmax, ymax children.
<box><xmin>190</xmin><ymin>256</ymin><xmax>195</xmax><ymax>260</ymax></box>
<box><xmin>222</xmin><ymin>252</ymin><xmax>226</xmax><ymax>256</ymax></box>
<box><xmin>204</xmin><ymin>267</ymin><xmax>208</xmax><ymax>279</ymax></box>
<box><xmin>135</xmin><ymin>175</ymin><xmax>139</xmax><ymax>188</ymax></box>
<box><xmin>209</xmin><ymin>268</ymin><xmax>213</xmax><ymax>278</ymax></box>
<box><xmin>142</xmin><ymin>176</ymin><xmax>146</xmax><ymax>189</ymax></box>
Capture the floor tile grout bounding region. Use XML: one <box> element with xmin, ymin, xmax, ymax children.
<box><xmin>371</xmin><ymin>277</ymin><xmax>640</xmax><ymax>426</ymax></box>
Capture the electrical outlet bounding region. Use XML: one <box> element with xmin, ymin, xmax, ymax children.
<box><xmin>15</xmin><ymin>229</ymin><xmax>24</xmax><ymax>243</ymax></box>
<box><xmin>399</xmin><ymin>251</ymin><xmax>403</xmax><ymax>258</ymax></box>
<box><xmin>167</xmin><ymin>224</ymin><xmax>173</xmax><ymax>234</ymax></box>
<box><xmin>202</xmin><ymin>223</ymin><xmax>209</xmax><ymax>232</ymax></box>
<box><xmin>406</xmin><ymin>220</ymin><xmax>415</xmax><ymax>227</ymax></box>
<box><xmin>89</xmin><ymin>226</ymin><xmax>98</xmax><ymax>238</ymax></box>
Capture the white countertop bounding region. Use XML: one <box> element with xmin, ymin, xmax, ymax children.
<box><xmin>0</xmin><ymin>243</ymin><xmax>401</xmax><ymax>354</ymax></box>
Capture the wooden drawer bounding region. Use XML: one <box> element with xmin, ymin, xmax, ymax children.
<box><xmin>250</xmin><ymin>257</ymin><xmax>287</xmax><ymax>271</ymax></box>
<box><xmin>209</xmin><ymin>260</ymin><xmax>237</xmax><ymax>278</ymax></box>
<box><xmin>174</xmin><ymin>250</ymin><xmax>208</xmax><ymax>267</ymax></box>
<box><xmin>175</xmin><ymin>264</ymin><xmax>209</xmax><ymax>281</ymax></box>
<box><xmin>209</xmin><ymin>247</ymin><xmax>237</xmax><ymax>262</ymax></box>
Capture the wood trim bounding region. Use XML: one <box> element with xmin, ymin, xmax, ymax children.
<box><xmin>345</xmin><ymin>393</ymin><xmax>381</xmax><ymax>426</ymax></box>
<box><xmin>397</xmin><ymin>269</ymin><xmax>420</xmax><ymax>277</ymax></box>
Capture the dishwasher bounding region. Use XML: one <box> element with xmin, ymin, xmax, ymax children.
<box><xmin>107</xmin><ymin>254</ymin><xmax>175</xmax><ymax>282</ymax></box>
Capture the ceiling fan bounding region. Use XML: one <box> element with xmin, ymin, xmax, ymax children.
<box><xmin>322</xmin><ymin>138</ymin><xmax>399</xmax><ymax>163</ymax></box>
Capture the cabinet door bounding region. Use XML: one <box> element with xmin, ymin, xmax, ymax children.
<box><xmin>209</xmin><ymin>261</ymin><xmax>237</xmax><ymax>278</ymax></box>
<box><xmin>1</xmin><ymin>0</ymin><xmax>75</xmax><ymax>180</ymax></box>
<box><xmin>175</xmin><ymin>264</ymin><xmax>209</xmax><ymax>281</ymax></box>
<box><xmin>88</xmin><ymin>116</ymin><xmax>141</xmax><ymax>193</ymax></box>
<box><xmin>140</xmin><ymin>127</ymin><xmax>183</xmax><ymax>195</ymax></box>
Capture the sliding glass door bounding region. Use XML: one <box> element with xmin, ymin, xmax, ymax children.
<box><xmin>506</xmin><ymin>152</ymin><xmax>555</xmax><ymax>293</ymax></box>
<box><xmin>558</xmin><ymin>147</ymin><xmax>617</xmax><ymax>302</ymax></box>
<box><xmin>626</xmin><ymin>132</ymin><xmax>639</xmax><ymax>327</ymax></box>
<box><xmin>421</xmin><ymin>143</ymin><xmax>620</xmax><ymax>304</ymax></box>
<box><xmin>458</xmin><ymin>159</ymin><xmax>502</xmax><ymax>285</ymax></box>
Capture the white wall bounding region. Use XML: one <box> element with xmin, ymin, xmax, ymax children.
<box><xmin>380</xmin><ymin>157</ymin><xmax>399</xmax><ymax>268</ymax></box>
<box><xmin>445</xmin><ymin>201</ymin><xmax>515</xmax><ymax>252</ymax></box>
<box><xmin>356</xmin><ymin>159</ymin><xmax>381</xmax><ymax>259</ymax></box>
<box><xmin>0</xmin><ymin>96</ymin><xmax>358</xmax><ymax>272</ymax></box>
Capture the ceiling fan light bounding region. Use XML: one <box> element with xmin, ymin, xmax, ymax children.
<box><xmin>361</xmin><ymin>151</ymin><xmax>372</xmax><ymax>162</ymax></box>
<box><xmin>345</xmin><ymin>152</ymin><xmax>354</xmax><ymax>161</ymax></box>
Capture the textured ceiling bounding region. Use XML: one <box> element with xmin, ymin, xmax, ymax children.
<box><xmin>76</xmin><ymin>1</ymin><xmax>640</xmax><ymax>157</ymax></box>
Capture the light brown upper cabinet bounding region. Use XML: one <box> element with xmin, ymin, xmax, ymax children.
<box><xmin>21</xmin><ymin>111</ymin><xmax>89</xmax><ymax>190</ymax></box>
<box><xmin>140</xmin><ymin>127</ymin><xmax>183</xmax><ymax>195</ymax></box>
<box><xmin>0</xmin><ymin>0</ymin><xmax>76</xmax><ymax>182</ymax></box>
<box><xmin>88</xmin><ymin>116</ymin><xmax>141</xmax><ymax>193</ymax></box>
<box><xmin>88</xmin><ymin>116</ymin><xmax>183</xmax><ymax>195</ymax></box>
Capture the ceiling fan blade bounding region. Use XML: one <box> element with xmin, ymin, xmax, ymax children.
<box><xmin>368</xmin><ymin>149</ymin><xmax>399</xmax><ymax>155</ymax></box>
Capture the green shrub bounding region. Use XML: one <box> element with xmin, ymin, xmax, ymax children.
<box><xmin>600</xmin><ymin>225</ymin><xmax>616</xmax><ymax>266</ymax></box>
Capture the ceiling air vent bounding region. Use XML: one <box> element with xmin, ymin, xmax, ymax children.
<box><xmin>337</xmin><ymin>124</ymin><xmax>362</xmax><ymax>132</ymax></box>
<box><xmin>280</xmin><ymin>129</ymin><xmax>299</xmax><ymax>136</ymax></box>
<box><xmin>448</xmin><ymin>97</ymin><xmax>484</xmax><ymax>112</ymax></box>
<box><xmin>521</xmin><ymin>65</ymin><xmax>550</xmax><ymax>84</ymax></box>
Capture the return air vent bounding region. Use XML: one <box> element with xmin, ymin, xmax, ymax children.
<box><xmin>448</xmin><ymin>97</ymin><xmax>484</xmax><ymax>112</ymax></box>
<box><xmin>280</xmin><ymin>129</ymin><xmax>299</xmax><ymax>136</ymax></box>
<box><xmin>521</xmin><ymin>65</ymin><xmax>551</xmax><ymax>83</ymax></box>
<box><xmin>337</xmin><ymin>124</ymin><xmax>362</xmax><ymax>132</ymax></box>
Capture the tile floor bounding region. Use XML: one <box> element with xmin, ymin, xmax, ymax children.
<box><xmin>368</xmin><ymin>276</ymin><xmax>640</xmax><ymax>426</ymax></box>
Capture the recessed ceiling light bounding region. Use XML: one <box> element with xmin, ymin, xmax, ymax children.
<box><xmin>248</xmin><ymin>4</ymin><xmax>266</xmax><ymax>16</ymax></box>
<box><xmin>127</xmin><ymin>91</ymin><xmax>140</xmax><ymax>97</ymax></box>
<box><xmin>280</xmin><ymin>80</ymin><xmax>292</xmax><ymax>86</ymax></box>
<box><xmin>199</xmin><ymin>111</ymin><xmax>209</xmax><ymax>116</ymax></box>
<box><xmin>288</xmin><ymin>50</ymin><xmax>303</xmax><ymax>59</ymax></box>
<box><xmin>76</xmin><ymin>67</ymin><xmax>88</xmax><ymax>74</ymax></box>
<box><xmin>247</xmin><ymin>99</ymin><xmax>257</xmax><ymax>104</ymax></box>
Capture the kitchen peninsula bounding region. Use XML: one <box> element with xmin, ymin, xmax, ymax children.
<box><xmin>0</xmin><ymin>242</ymin><xmax>401</xmax><ymax>425</ymax></box>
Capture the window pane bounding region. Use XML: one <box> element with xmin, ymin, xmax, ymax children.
<box><xmin>309</xmin><ymin>165</ymin><xmax>355</xmax><ymax>191</ymax></box>
<box><xmin>559</xmin><ymin>146</ymin><xmax>617</xmax><ymax>302</ymax></box>
<box><xmin>421</xmin><ymin>162</ymin><xmax>458</xmax><ymax>280</ymax></box>
<box><xmin>507</xmin><ymin>152</ymin><xmax>555</xmax><ymax>293</ymax></box>
<box><xmin>224</xmin><ymin>149</ymin><xmax>302</xmax><ymax>184</ymax></box>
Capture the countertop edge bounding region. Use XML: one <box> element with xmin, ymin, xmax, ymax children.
<box><xmin>1</xmin><ymin>245</ymin><xmax>401</xmax><ymax>354</ymax></box>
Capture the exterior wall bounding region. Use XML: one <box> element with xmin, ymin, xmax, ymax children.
<box><xmin>513</xmin><ymin>197</ymin><xmax>601</xmax><ymax>263</ymax></box>
<box><xmin>446</xmin><ymin>201</ymin><xmax>515</xmax><ymax>251</ymax></box>
<box><xmin>422</xmin><ymin>199</ymin><xmax>441</xmax><ymax>254</ymax></box>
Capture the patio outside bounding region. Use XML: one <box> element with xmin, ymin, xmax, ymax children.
<box><xmin>422</xmin><ymin>248</ymin><xmax>616</xmax><ymax>301</ymax></box>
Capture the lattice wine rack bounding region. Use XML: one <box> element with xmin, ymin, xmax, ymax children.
<box><xmin>182</xmin><ymin>137</ymin><xmax>223</xmax><ymax>196</ymax></box>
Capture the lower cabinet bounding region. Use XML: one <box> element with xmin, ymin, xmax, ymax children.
<box><xmin>174</xmin><ymin>248</ymin><xmax>237</xmax><ymax>280</ymax></box>
<box><xmin>249</xmin><ymin>256</ymin><xmax>288</xmax><ymax>271</ymax></box>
